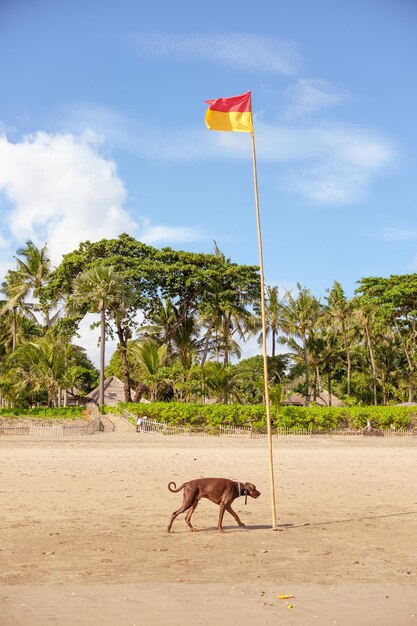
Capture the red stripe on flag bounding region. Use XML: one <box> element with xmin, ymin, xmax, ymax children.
<box><xmin>205</xmin><ymin>91</ymin><xmax>251</xmax><ymax>113</ymax></box>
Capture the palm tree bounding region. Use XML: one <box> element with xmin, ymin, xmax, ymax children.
<box><xmin>200</xmin><ymin>291</ymin><xmax>255</xmax><ymax>366</ymax></box>
<box><xmin>256</xmin><ymin>285</ymin><xmax>281</xmax><ymax>357</ymax></box>
<box><xmin>374</xmin><ymin>338</ymin><xmax>403</xmax><ymax>405</ymax></box>
<box><xmin>108</xmin><ymin>285</ymin><xmax>135</xmax><ymax>403</ymax></box>
<box><xmin>140</xmin><ymin>298</ymin><xmax>201</xmax><ymax>368</ymax></box>
<box><xmin>319</xmin><ymin>324</ymin><xmax>344</xmax><ymax>405</ymax></box>
<box><xmin>170</xmin><ymin>307</ymin><xmax>201</xmax><ymax>369</ymax></box>
<box><xmin>279</xmin><ymin>284</ymin><xmax>321</xmax><ymax>404</ymax></box>
<box><xmin>0</xmin><ymin>308</ymin><xmax>41</xmax><ymax>363</ymax></box>
<box><xmin>200</xmin><ymin>242</ymin><xmax>258</xmax><ymax>366</ymax></box>
<box><xmin>353</xmin><ymin>300</ymin><xmax>378</xmax><ymax>405</ymax></box>
<box><xmin>202</xmin><ymin>362</ymin><xmax>241</xmax><ymax>404</ymax></box>
<box><xmin>1</xmin><ymin>241</ymin><xmax>55</xmax><ymax>350</ymax></box>
<box><xmin>131</xmin><ymin>339</ymin><xmax>167</xmax><ymax>401</ymax></box>
<box><xmin>10</xmin><ymin>332</ymin><xmax>73</xmax><ymax>406</ymax></box>
<box><xmin>69</xmin><ymin>265</ymin><xmax>129</xmax><ymax>408</ymax></box>
<box><xmin>1</xmin><ymin>270</ymin><xmax>34</xmax><ymax>351</ymax></box>
<box><xmin>138</xmin><ymin>298</ymin><xmax>177</xmax><ymax>354</ymax></box>
<box><xmin>326</xmin><ymin>281</ymin><xmax>353</xmax><ymax>396</ymax></box>
<box><xmin>14</xmin><ymin>240</ymin><xmax>55</xmax><ymax>328</ymax></box>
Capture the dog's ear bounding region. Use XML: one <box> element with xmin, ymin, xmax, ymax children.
<box><xmin>245</xmin><ymin>482</ymin><xmax>255</xmax><ymax>491</ymax></box>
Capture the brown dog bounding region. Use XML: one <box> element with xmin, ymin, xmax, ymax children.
<box><xmin>167</xmin><ymin>477</ymin><xmax>261</xmax><ymax>533</ymax></box>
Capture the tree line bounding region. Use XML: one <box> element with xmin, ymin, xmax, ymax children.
<box><xmin>1</xmin><ymin>233</ymin><xmax>416</xmax><ymax>408</ymax></box>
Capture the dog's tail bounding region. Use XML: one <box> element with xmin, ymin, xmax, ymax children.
<box><xmin>168</xmin><ymin>481</ymin><xmax>185</xmax><ymax>493</ymax></box>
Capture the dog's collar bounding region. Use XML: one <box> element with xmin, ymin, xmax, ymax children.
<box><xmin>237</xmin><ymin>481</ymin><xmax>248</xmax><ymax>505</ymax></box>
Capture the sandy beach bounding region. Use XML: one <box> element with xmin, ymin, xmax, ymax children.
<box><xmin>1</xmin><ymin>433</ymin><xmax>416</xmax><ymax>625</ymax></box>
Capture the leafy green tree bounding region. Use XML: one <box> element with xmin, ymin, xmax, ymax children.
<box><xmin>356</xmin><ymin>273</ymin><xmax>417</xmax><ymax>402</ymax></box>
<box><xmin>71</xmin><ymin>347</ymin><xmax>99</xmax><ymax>394</ymax></box>
<box><xmin>233</xmin><ymin>355</ymin><xmax>289</xmax><ymax>404</ymax></box>
<box><xmin>46</xmin><ymin>236</ymin><xmax>260</xmax><ymax>387</ymax></box>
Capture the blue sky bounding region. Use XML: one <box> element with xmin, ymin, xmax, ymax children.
<box><xmin>1</xmin><ymin>0</ymin><xmax>417</xmax><ymax>360</ymax></box>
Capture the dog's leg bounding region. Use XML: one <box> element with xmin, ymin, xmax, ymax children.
<box><xmin>226</xmin><ymin>504</ymin><xmax>246</xmax><ymax>527</ymax></box>
<box><xmin>217</xmin><ymin>503</ymin><xmax>228</xmax><ymax>533</ymax></box>
<box><xmin>167</xmin><ymin>503</ymin><xmax>193</xmax><ymax>532</ymax></box>
<box><xmin>167</xmin><ymin>489</ymin><xmax>196</xmax><ymax>532</ymax></box>
<box><xmin>184</xmin><ymin>500</ymin><xmax>199</xmax><ymax>531</ymax></box>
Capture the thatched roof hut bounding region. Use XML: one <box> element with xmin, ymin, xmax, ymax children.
<box><xmin>86</xmin><ymin>376</ymin><xmax>125</xmax><ymax>406</ymax></box>
<box><xmin>284</xmin><ymin>389</ymin><xmax>344</xmax><ymax>407</ymax></box>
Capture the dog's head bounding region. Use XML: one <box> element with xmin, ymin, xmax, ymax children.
<box><xmin>245</xmin><ymin>482</ymin><xmax>261</xmax><ymax>499</ymax></box>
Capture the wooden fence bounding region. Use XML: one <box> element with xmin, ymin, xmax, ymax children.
<box><xmin>0</xmin><ymin>425</ymin><xmax>30</xmax><ymax>437</ymax></box>
<box><xmin>0</xmin><ymin>417</ymin><xmax>106</xmax><ymax>438</ymax></box>
<box><xmin>329</xmin><ymin>428</ymin><xmax>416</xmax><ymax>438</ymax></box>
<box><xmin>124</xmin><ymin>411</ymin><xmax>416</xmax><ymax>439</ymax></box>
<box><xmin>2</xmin><ymin>413</ymin><xmax>415</xmax><ymax>439</ymax></box>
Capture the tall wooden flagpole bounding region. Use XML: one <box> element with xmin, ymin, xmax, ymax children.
<box><xmin>204</xmin><ymin>90</ymin><xmax>277</xmax><ymax>528</ymax></box>
<box><xmin>250</xmin><ymin>130</ymin><xmax>278</xmax><ymax>529</ymax></box>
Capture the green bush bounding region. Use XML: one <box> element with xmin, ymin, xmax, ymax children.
<box><xmin>0</xmin><ymin>406</ymin><xmax>86</xmax><ymax>419</ymax></box>
<box><xmin>115</xmin><ymin>402</ymin><xmax>416</xmax><ymax>431</ymax></box>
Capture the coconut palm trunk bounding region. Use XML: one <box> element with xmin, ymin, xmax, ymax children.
<box><xmin>201</xmin><ymin>318</ymin><xmax>216</xmax><ymax>366</ymax></box>
<box><xmin>327</xmin><ymin>367</ymin><xmax>332</xmax><ymax>406</ymax></box>
<box><xmin>116</xmin><ymin>324</ymin><xmax>132</xmax><ymax>403</ymax></box>
<box><xmin>99</xmin><ymin>307</ymin><xmax>105</xmax><ymax>408</ymax></box>
<box><xmin>303</xmin><ymin>338</ymin><xmax>310</xmax><ymax>405</ymax></box>
<box><xmin>223</xmin><ymin>316</ymin><xmax>230</xmax><ymax>366</ymax></box>
<box><xmin>12</xmin><ymin>307</ymin><xmax>17</xmax><ymax>352</ymax></box>
<box><xmin>363</xmin><ymin>323</ymin><xmax>378</xmax><ymax>405</ymax></box>
<box><xmin>394</xmin><ymin>320</ymin><xmax>414</xmax><ymax>401</ymax></box>
<box><xmin>341</xmin><ymin>320</ymin><xmax>351</xmax><ymax>396</ymax></box>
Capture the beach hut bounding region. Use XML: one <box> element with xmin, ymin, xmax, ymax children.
<box><xmin>86</xmin><ymin>375</ymin><xmax>126</xmax><ymax>406</ymax></box>
<box><xmin>284</xmin><ymin>389</ymin><xmax>344</xmax><ymax>407</ymax></box>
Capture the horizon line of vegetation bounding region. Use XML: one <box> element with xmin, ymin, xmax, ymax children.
<box><xmin>2</xmin><ymin>233</ymin><xmax>417</xmax><ymax>411</ymax></box>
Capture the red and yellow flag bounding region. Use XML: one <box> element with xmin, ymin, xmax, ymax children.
<box><xmin>205</xmin><ymin>91</ymin><xmax>253</xmax><ymax>133</ymax></box>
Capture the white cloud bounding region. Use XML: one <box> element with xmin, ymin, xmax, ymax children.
<box><xmin>283</xmin><ymin>78</ymin><xmax>349</xmax><ymax>119</ymax></box>
<box><xmin>133</xmin><ymin>33</ymin><xmax>300</xmax><ymax>75</ymax></box>
<box><xmin>0</xmin><ymin>232</ymin><xmax>10</xmax><ymax>250</ymax></box>
<box><xmin>139</xmin><ymin>219</ymin><xmax>204</xmax><ymax>244</ymax></box>
<box><xmin>0</xmin><ymin>131</ymin><xmax>132</xmax><ymax>265</ymax></box>
<box><xmin>56</xmin><ymin>99</ymin><xmax>396</xmax><ymax>209</ymax></box>
<box><xmin>61</xmin><ymin>102</ymin><xmax>216</xmax><ymax>162</ymax></box>
<box><xmin>219</xmin><ymin>121</ymin><xmax>395</xmax><ymax>205</ymax></box>
<box><xmin>367</xmin><ymin>227</ymin><xmax>417</xmax><ymax>242</ymax></box>
<box><xmin>0</xmin><ymin>131</ymin><xmax>205</xmax><ymax>271</ymax></box>
<box><xmin>282</xmin><ymin>162</ymin><xmax>371</xmax><ymax>204</ymax></box>
<box><xmin>262</xmin><ymin>123</ymin><xmax>394</xmax><ymax>204</ymax></box>
<box><xmin>0</xmin><ymin>227</ymin><xmax>13</xmax><ymax>282</ymax></box>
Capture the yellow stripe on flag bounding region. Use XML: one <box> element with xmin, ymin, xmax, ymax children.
<box><xmin>205</xmin><ymin>109</ymin><xmax>253</xmax><ymax>133</ymax></box>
